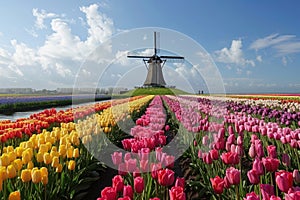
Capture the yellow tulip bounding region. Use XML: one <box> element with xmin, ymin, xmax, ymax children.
<box><xmin>68</xmin><ymin>160</ymin><xmax>76</xmax><ymax>171</ymax></box>
<box><xmin>8</xmin><ymin>190</ymin><xmax>21</xmax><ymax>200</ymax></box>
<box><xmin>46</xmin><ymin>142</ymin><xmax>52</xmax><ymax>151</ymax></box>
<box><xmin>21</xmin><ymin>169</ymin><xmax>31</xmax><ymax>182</ymax></box>
<box><xmin>27</xmin><ymin>161</ymin><xmax>34</xmax><ymax>169</ymax></box>
<box><xmin>51</xmin><ymin>146</ymin><xmax>57</xmax><ymax>152</ymax></box>
<box><xmin>67</xmin><ymin>147</ymin><xmax>74</xmax><ymax>158</ymax></box>
<box><xmin>14</xmin><ymin>147</ymin><xmax>24</xmax><ymax>158</ymax></box>
<box><xmin>39</xmin><ymin>144</ymin><xmax>48</xmax><ymax>153</ymax></box>
<box><xmin>6</xmin><ymin>146</ymin><xmax>14</xmax><ymax>152</ymax></box>
<box><xmin>22</xmin><ymin>151</ymin><xmax>31</xmax><ymax>164</ymax></box>
<box><xmin>36</xmin><ymin>152</ymin><xmax>44</xmax><ymax>163</ymax></box>
<box><xmin>31</xmin><ymin>169</ymin><xmax>41</xmax><ymax>183</ymax></box>
<box><xmin>12</xmin><ymin>159</ymin><xmax>23</xmax><ymax>171</ymax></box>
<box><xmin>51</xmin><ymin>156</ymin><xmax>59</xmax><ymax>168</ymax></box>
<box><xmin>59</xmin><ymin>145</ymin><xmax>67</xmax><ymax>157</ymax></box>
<box><xmin>56</xmin><ymin>164</ymin><xmax>62</xmax><ymax>173</ymax></box>
<box><xmin>40</xmin><ymin>167</ymin><xmax>48</xmax><ymax>177</ymax></box>
<box><xmin>43</xmin><ymin>153</ymin><xmax>52</xmax><ymax>165</ymax></box>
<box><xmin>25</xmin><ymin>141</ymin><xmax>33</xmax><ymax>149</ymax></box>
<box><xmin>0</xmin><ymin>167</ymin><xmax>7</xmax><ymax>180</ymax></box>
<box><xmin>0</xmin><ymin>153</ymin><xmax>10</xmax><ymax>166</ymax></box>
<box><xmin>8</xmin><ymin>152</ymin><xmax>16</xmax><ymax>163</ymax></box>
<box><xmin>7</xmin><ymin>165</ymin><xmax>17</xmax><ymax>179</ymax></box>
<box><xmin>73</xmin><ymin>148</ymin><xmax>79</xmax><ymax>158</ymax></box>
<box><xmin>41</xmin><ymin>174</ymin><xmax>48</xmax><ymax>185</ymax></box>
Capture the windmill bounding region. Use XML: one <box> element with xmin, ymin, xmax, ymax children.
<box><xmin>127</xmin><ymin>32</ymin><xmax>184</xmax><ymax>87</ymax></box>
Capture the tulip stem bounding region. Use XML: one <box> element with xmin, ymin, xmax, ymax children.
<box><xmin>235</xmin><ymin>185</ymin><xmax>240</xmax><ymax>200</ymax></box>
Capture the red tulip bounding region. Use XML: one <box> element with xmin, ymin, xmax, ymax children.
<box><xmin>210</xmin><ymin>176</ymin><xmax>224</xmax><ymax>194</ymax></box>
<box><xmin>118</xmin><ymin>197</ymin><xmax>131</xmax><ymax>200</ymax></box>
<box><xmin>123</xmin><ymin>185</ymin><xmax>133</xmax><ymax>199</ymax></box>
<box><xmin>202</xmin><ymin>152</ymin><xmax>213</xmax><ymax>164</ymax></box>
<box><xmin>157</xmin><ymin>168</ymin><xmax>175</xmax><ymax>186</ymax></box>
<box><xmin>262</xmin><ymin>157</ymin><xmax>280</xmax><ymax>172</ymax></box>
<box><xmin>112</xmin><ymin>175</ymin><xmax>124</xmax><ymax>192</ymax></box>
<box><xmin>169</xmin><ymin>186</ymin><xmax>186</xmax><ymax>200</ymax></box>
<box><xmin>225</xmin><ymin>167</ymin><xmax>240</xmax><ymax>185</ymax></box>
<box><xmin>134</xmin><ymin>176</ymin><xmax>144</xmax><ymax>193</ymax></box>
<box><xmin>221</xmin><ymin>151</ymin><xmax>239</xmax><ymax>165</ymax></box>
<box><xmin>210</xmin><ymin>149</ymin><xmax>219</xmax><ymax>160</ymax></box>
<box><xmin>101</xmin><ymin>187</ymin><xmax>117</xmax><ymax>200</ymax></box>
<box><xmin>275</xmin><ymin>170</ymin><xmax>293</xmax><ymax>193</ymax></box>
<box><xmin>175</xmin><ymin>177</ymin><xmax>185</xmax><ymax>188</ymax></box>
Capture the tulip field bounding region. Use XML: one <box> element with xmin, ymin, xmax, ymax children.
<box><xmin>0</xmin><ymin>94</ymin><xmax>300</xmax><ymax>200</ymax></box>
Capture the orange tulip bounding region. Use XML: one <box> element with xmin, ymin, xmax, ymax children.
<box><xmin>8</xmin><ymin>190</ymin><xmax>21</xmax><ymax>200</ymax></box>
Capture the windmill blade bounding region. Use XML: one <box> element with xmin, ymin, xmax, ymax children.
<box><xmin>160</xmin><ymin>55</ymin><xmax>184</xmax><ymax>59</ymax></box>
<box><xmin>127</xmin><ymin>55</ymin><xmax>152</xmax><ymax>59</ymax></box>
<box><xmin>156</xmin><ymin>32</ymin><xmax>160</xmax><ymax>54</ymax></box>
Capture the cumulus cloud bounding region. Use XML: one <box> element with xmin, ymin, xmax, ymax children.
<box><xmin>32</xmin><ymin>8</ymin><xmax>58</xmax><ymax>29</ymax></box>
<box><xmin>256</xmin><ymin>55</ymin><xmax>262</xmax><ymax>62</ymax></box>
<box><xmin>0</xmin><ymin>4</ymin><xmax>115</xmax><ymax>89</ymax></box>
<box><xmin>214</xmin><ymin>39</ymin><xmax>255</xmax><ymax>67</ymax></box>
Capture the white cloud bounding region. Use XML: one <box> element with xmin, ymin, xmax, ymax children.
<box><xmin>11</xmin><ymin>40</ymin><xmax>38</xmax><ymax>66</ymax></box>
<box><xmin>256</xmin><ymin>55</ymin><xmax>262</xmax><ymax>62</ymax></box>
<box><xmin>214</xmin><ymin>39</ymin><xmax>255</xmax><ymax>67</ymax></box>
<box><xmin>32</xmin><ymin>8</ymin><xmax>58</xmax><ymax>29</ymax></box>
<box><xmin>80</xmin><ymin>4</ymin><xmax>114</xmax><ymax>46</ymax></box>
<box><xmin>275</xmin><ymin>42</ymin><xmax>300</xmax><ymax>55</ymax></box>
<box><xmin>250</xmin><ymin>33</ymin><xmax>295</xmax><ymax>50</ymax></box>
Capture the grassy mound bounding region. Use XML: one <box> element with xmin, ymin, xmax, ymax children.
<box><xmin>117</xmin><ymin>87</ymin><xmax>190</xmax><ymax>97</ymax></box>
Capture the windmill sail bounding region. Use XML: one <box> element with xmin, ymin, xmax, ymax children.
<box><xmin>127</xmin><ymin>32</ymin><xmax>184</xmax><ymax>87</ymax></box>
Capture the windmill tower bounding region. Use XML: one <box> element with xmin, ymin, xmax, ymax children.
<box><xmin>127</xmin><ymin>32</ymin><xmax>184</xmax><ymax>87</ymax></box>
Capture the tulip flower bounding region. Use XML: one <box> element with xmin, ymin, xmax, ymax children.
<box><xmin>134</xmin><ymin>176</ymin><xmax>144</xmax><ymax>193</ymax></box>
<box><xmin>169</xmin><ymin>186</ymin><xmax>186</xmax><ymax>200</ymax></box>
<box><xmin>112</xmin><ymin>175</ymin><xmax>124</xmax><ymax>193</ymax></box>
<box><xmin>275</xmin><ymin>170</ymin><xmax>293</xmax><ymax>193</ymax></box>
<box><xmin>244</xmin><ymin>192</ymin><xmax>259</xmax><ymax>200</ymax></box>
<box><xmin>253</xmin><ymin>157</ymin><xmax>264</xmax><ymax>175</ymax></box>
<box><xmin>221</xmin><ymin>151</ymin><xmax>239</xmax><ymax>165</ymax></box>
<box><xmin>293</xmin><ymin>169</ymin><xmax>300</xmax><ymax>184</ymax></box>
<box><xmin>68</xmin><ymin>160</ymin><xmax>76</xmax><ymax>171</ymax></box>
<box><xmin>123</xmin><ymin>185</ymin><xmax>133</xmax><ymax>199</ymax></box>
<box><xmin>262</xmin><ymin>157</ymin><xmax>280</xmax><ymax>172</ymax></box>
<box><xmin>175</xmin><ymin>177</ymin><xmax>185</xmax><ymax>188</ymax></box>
<box><xmin>267</xmin><ymin>145</ymin><xmax>277</xmax><ymax>158</ymax></box>
<box><xmin>260</xmin><ymin>184</ymin><xmax>274</xmax><ymax>200</ymax></box>
<box><xmin>282</xmin><ymin>153</ymin><xmax>291</xmax><ymax>167</ymax></box>
<box><xmin>112</xmin><ymin>152</ymin><xmax>122</xmax><ymax>166</ymax></box>
<box><xmin>247</xmin><ymin>169</ymin><xmax>260</xmax><ymax>185</ymax></box>
<box><xmin>8</xmin><ymin>191</ymin><xmax>21</xmax><ymax>200</ymax></box>
<box><xmin>157</xmin><ymin>168</ymin><xmax>175</xmax><ymax>186</ymax></box>
<box><xmin>101</xmin><ymin>187</ymin><xmax>117</xmax><ymax>200</ymax></box>
<box><xmin>210</xmin><ymin>176</ymin><xmax>224</xmax><ymax>194</ymax></box>
<box><xmin>225</xmin><ymin>167</ymin><xmax>240</xmax><ymax>185</ymax></box>
<box><xmin>21</xmin><ymin>169</ymin><xmax>31</xmax><ymax>182</ymax></box>
<box><xmin>31</xmin><ymin>169</ymin><xmax>42</xmax><ymax>183</ymax></box>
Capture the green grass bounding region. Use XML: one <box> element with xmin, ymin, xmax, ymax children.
<box><xmin>115</xmin><ymin>87</ymin><xmax>190</xmax><ymax>97</ymax></box>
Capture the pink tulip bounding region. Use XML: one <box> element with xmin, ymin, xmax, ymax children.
<box><xmin>247</xmin><ymin>169</ymin><xmax>260</xmax><ymax>184</ymax></box>
<box><xmin>126</xmin><ymin>158</ymin><xmax>137</xmax><ymax>172</ymax></box>
<box><xmin>244</xmin><ymin>192</ymin><xmax>259</xmax><ymax>200</ymax></box>
<box><xmin>157</xmin><ymin>168</ymin><xmax>175</xmax><ymax>186</ymax></box>
<box><xmin>260</xmin><ymin>184</ymin><xmax>274</xmax><ymax>200</ymax></box>
<box><xmin>282</xmin><ymin>153</ymin><xmax>291</xmax><ymax>167</ymax></box>
<box><xmin>293</xmin><ymin>169</ymin><xmax>300</xmax><ymax>184</ymax></box>
<box><xmin>101</xmin><ymin>187</ymin><xmax>117</xmax><ymax>200</ymax></box>
<box><xmin>225</xmin><ymin>167</ymin><xmax>240</xmax><ymax>185</ymax></box>
<box><xmin>267</xmin><ymin>145</ymin><xmax>277</xmax><ymax>158</ymax></box>
<box><xmin>111</xmin><ymin>152</ymin><xmax>122</xmax><ymax>166</ymax></box>
<box><xmin>253</xmin><ymin>157</ymin><xmax>264</xmax><ymax>175</ymax></box>
<box><xmin>175</xmin><ymin>177</ymin><xmax>185</xmax><ymax>188</ymax></box>
<box><xmin>248</xmin><ymin>144</ymin><xmax>256</xmax><ymax>158</ymax></box>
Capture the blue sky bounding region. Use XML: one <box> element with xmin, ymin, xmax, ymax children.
<box><xmin>0</xmin><ymin>1</ymin><xmax>300</xmax><ymax>93</ymax></box>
